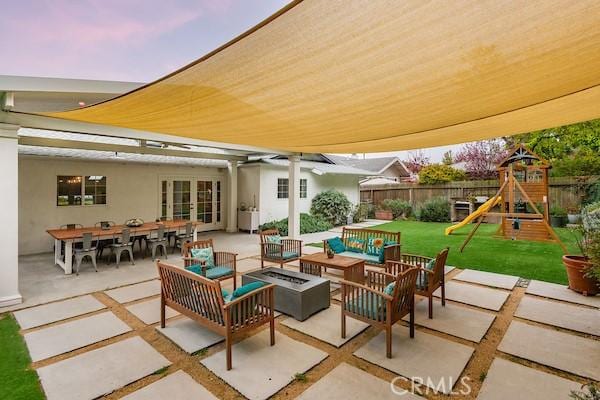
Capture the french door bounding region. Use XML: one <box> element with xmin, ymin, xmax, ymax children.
<box><xmin>159</xmin><ymin>176</ymin><xmax>224</xmax><ymax>230</ymax></box>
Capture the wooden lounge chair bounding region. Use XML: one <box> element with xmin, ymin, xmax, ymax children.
<box><xmin>384</xmin><ymin>248</ymin><xmax>449</xmax><ymax>319</ymax></box>
<box><xmin>259</xmin><ymin>229</ymin><xmax>302</xmax><ymax>268</ymax></box>
<box><xmin>182</xmin><ymin>239</ymin><xmax>237</xmax><ymax>289</ymax></box>
<box><xmin>157</xmin><ymin>261</ymin><xmax>275</xmax><ymax>370</ymax></box>
<box><xmin>341</xmin><ymin>267</ymin><xmax>419</xmax><ymax>358</ymax></box>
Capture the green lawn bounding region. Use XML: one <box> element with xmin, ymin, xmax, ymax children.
<box><xmin>0</xmin><ymin>315</ymin><xmax>44</xmax><ymax>400</ymax></box>
<box><xmin>318</xmin><ymin>221</ymin><xmax>579</xmax><ymax>284</ymax></box>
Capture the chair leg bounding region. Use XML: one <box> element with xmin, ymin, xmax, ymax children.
<box><xmin>270</xmin><ymin>317</ymin><xmax>275</xmax><ymax>346</ymax></box>
<box><xmin>226</xmin><ymin>336</ymin><xmax>232</xmax><ymax>371</ymax></box>
<box><xmin>428</xmin><ymin>295</ymin><xmax>433</xmax><ymax>319</ymax></box>
<box><xmin>441</xmin><ymin>281</ymin><xmax>446</xmax><ymax>307</ymax></box>
<box><xmin>128</xmin><ymin>248</ymin><xmax>134</xmax><ymax>265</ymax></box>
<box><xmin>151</xmin><ymin>244</ymin><xmax>157</xmax><ymax>261</ymax></box>
<box><xmin>386</xmin><ymin>325</ymin><xmax>392</xmax><ymax>358</ymax></box>
<box><xmin>160</xmin><ymin>294</ymin><xmax>166</xmax><ymax>329</ymax></box>
<box><xmin>91</xmin><ymin>253</ymin><xmax>97</xmax><ymax>272</ymax></box>
<box><xmin>261</xmin><ymin>258</ymin><xmax>264</xmax><ymax>269</ymax></box>
<box><xmin>410</xmin><ymin>300</ymin><xmax>415</xmax><ymax>338</ymax></box>
<box><xmin>341</xmin><ymin>312</ymin><xmax>346</xmax><ymax>339</ymax></box>
<box><xmin>75</xmin><ymin>255</ymin><xmax>82</xmax><ymax>276</ymax></box>
<box><xmin>115</xmin><ymin>250</ymin><xmax>121</xmax><ymax>268</ymax></box>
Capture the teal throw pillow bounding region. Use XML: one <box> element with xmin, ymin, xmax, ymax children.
<box><xmin>231</xmin><ymin>281</ymin><xmax>265</xmax><ymax>300</ymax></box>
<box><xmin>366</xmin><ymin>237</ymin><xmax>385</xmax><ymax>256</ymax></box>
<box><xmin>383</xmin><ymin>281</ymin><xmax>395</xmax><ymax>296</ymax></box>
<box><xmin>327</xmin><ymin>237</ymin><xmax>346</xmax><ymax>253</ymax></box>
<box><xmin>346</xmin><ymin>237</ymin><xmax>365</xmax><ymax>253</ymax></box>
<box><xmin>425</xmin><ymin>258</ymin><xmax>436</xmax><ymax>271</ymax></box>
<box><xmin>191</xmin><ymin>247</ymin><xmax>215</xmax><ymax>268</ymax></box>
<box><xmin>266</xmin><ymin>235</ymin><xmax>282</xmax><ymax>244</ymax></box>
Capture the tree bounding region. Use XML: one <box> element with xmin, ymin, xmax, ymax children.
<box><xmin>442</xmin><ymin>150</ymin><xmax>453</xmax><ymax>165</ymax></box>
<box><xmin>505</xmin><ymin>119</ymin><xmax>600</xmax><ymax>160</ymax></box>
<box><xmin>505</xmin><ymin>119</ymin><xmax>600</xmax><ymax>176</ymax></box>
<box><xmin>405</xmin><ymin>150</ymin><xmax>430</xmax><ymax>174</ymax></box>
<box><xmin>455</xmin><ymin>139</ymin><xmax>508</xmax><ymax>180</ymax></box>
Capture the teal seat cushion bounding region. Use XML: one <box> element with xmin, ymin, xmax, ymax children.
<box><xmin>338</xmin><ymin>251</ymin><xmax>382</xmax><ymax>264</ymax></box>
<box><xmin>190</xmin><ymin>247</ymin><xmax>215</xmax><ymax>268</ymax></box>
<box><xmin>416</xmin><ymin>258</ymin><xmax>435</xmax><ymax>289</ymax></box>
<box><xmin>186</xmin><ymin>264</ymin><xmax>233</xmax><ymax>279</ymax></box>
<box><xmin>267</xmin><ymin>250</ymin><xmax>299</xmax><ymax>260</ymax></box>
<box><xmin>327</xmin><ymin>237</ymin><xmax>346</xmax><ymax>254</ymax></box>
<box><xmin>378</xmin><ymin>240</ymin><xmax>398</xmax><ymax>263</ymax></box>
<box><xmin>345</xmin><ymin>292</ymin><xmax>384</xmax><ymax>321</ymax></box>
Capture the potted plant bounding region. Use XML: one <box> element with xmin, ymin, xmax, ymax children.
<box><xmin>374</xmin><ymin>205</ymin><xmax>393</xmax><ymax>220</ymax></box>
<box><xmin>563</xmin><ymin>203</ymin><xmax>600</xmax><ymax>296</ymax></box>
<box><xmin>550</xmin><ymin>205</ymin><xmax>567</xmax><ymax>228</ymax></box>
<box><xmin>567</xmin><ymin>204</ymin><xmax>581</xmax><ymax>224</ymax></box>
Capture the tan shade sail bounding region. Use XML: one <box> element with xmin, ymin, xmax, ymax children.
<box><xmin>43</xmin><ymin>0</ymin><xmax>600</xmax><ymax>153</ymax></box>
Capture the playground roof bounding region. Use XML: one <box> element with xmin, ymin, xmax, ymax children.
<box><xmin>38</xmin><ymin>0</ymin><xmax>600</xmax><ymax>153</ymax></box>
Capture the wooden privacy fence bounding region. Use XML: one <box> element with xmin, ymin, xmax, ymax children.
<box><xmin>360</xmin><ymin>176</ymin><xmax>598</xmax><ymax>210</ymax></box>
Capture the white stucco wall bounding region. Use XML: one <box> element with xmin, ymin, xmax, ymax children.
<box><xmin>18</xmin><ymin>156</ymin><xmax>227</xmax><ymax>255</ymax></box>
<box><xmin>239</xmin><ymin>164</ymin><xmax>360</xmax><ymax>224</ymax></box>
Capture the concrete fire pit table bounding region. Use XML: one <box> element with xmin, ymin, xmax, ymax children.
<box><xmin>242</xmin><ymin>267</ymin><xmax>330</xmax><ymax>321</ymax></box>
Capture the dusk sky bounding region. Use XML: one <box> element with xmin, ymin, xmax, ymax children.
<box><xmin>0</xmin><ymin>0</ymin><xmax>459</xmax><ymax>159</ymax></box>
<box><xmin>0</xmin><ymin>0</ymin><xmax>289</xmax><ymax>82</ymax></box>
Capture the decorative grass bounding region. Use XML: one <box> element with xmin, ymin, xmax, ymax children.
<box><xmin>0</xmin><ymin>314</ymin><xmax>44</xmax><ymax>400</ymax></box>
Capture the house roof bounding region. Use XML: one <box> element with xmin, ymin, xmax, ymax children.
<box><xmin>243</xmin><ymin>158</ymin><xmax>373</xmax><ymax>176</ymax></box>
<box><xmin>327</xmin><ymin>155</ymin><xmax>410</xmax><ymax>176</ymax></box>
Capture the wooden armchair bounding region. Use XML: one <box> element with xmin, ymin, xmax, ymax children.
<box><xmin>341</xmin><ymin>267</ymin><xmax>419</xmax><ymax>358</ymax></box>
<box><xmin>259</xmin><ymin>229</ymin><xmax>302</xmax><ymax>268</ymax></box>
<box><xmin>384</xmin><ymin>248</ymin><xmax>449</xmax><ymax>319</ymax></box>
<box><xmin>182</xmin><ymin>239</ymin><xmax>238</xmax><ymax>289</ymax></box>
<box><xmin>157</xmin><ymin>261</ymin><xmax>275</xmax><ymax>370</ymax></box>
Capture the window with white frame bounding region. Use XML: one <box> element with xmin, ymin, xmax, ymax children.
<box><xmin>57</xmin><ymin>175</ymin><xmax>107</xmax><ymax>206</ymax></box>
<box><xmin>277</xmin><ymin>178</ymin><xmax>289</xmax><ymax>199</ymax></box>
<box><xmin>300</xmin><ymin>178</ymin><xmax>307</xmax><ymax>198</ymax></box>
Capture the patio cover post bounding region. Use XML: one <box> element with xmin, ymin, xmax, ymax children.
<box><xmin>288</xmin><ymin>155</ymin><xmax>300</xmax><ymax>238</ymax></box>
<box><xmin>0</xmin><ymin>123</ymin><xmax>22</xmax><ymax>306</ymax></box>
<box><xmin>226</xmin><ymin>160</ymin><xmax>238</xmax><ymax>233</ymax></box>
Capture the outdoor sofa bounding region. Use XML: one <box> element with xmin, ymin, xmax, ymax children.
<box><xmin>323</xmin><ymin>227</ymin><xmax>401</xmax><ymax>266</ymax></box>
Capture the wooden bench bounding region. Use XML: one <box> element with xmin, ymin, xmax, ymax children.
<box><xmin>157</xmin><ymin>261</ymin><xmax>275</xmax><ymax>370</ymax></box>
<box><xmin>323</xmin><ymin>227</ymin><xmax>401</xmax><ymax>266</ymax></box>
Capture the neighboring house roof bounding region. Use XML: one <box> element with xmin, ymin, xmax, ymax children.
<box><xmin>326</xmin><ymin>154</ymin><xmax>411</xmax><ymax>176</ymax></box>
<box><xmin>243</xmin><ymin>158</ymin><xmax>373</xmax><ymax>176</ymax></box>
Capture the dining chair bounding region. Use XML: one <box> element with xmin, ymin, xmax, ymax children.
<box><xmin>107</xmin><ymin>228</ymin><xmax>135</xmax><ymax>267</ymax></box>
<box><xmin>57</xmin><ymin>223</ymin><xmax>84</xmax><ymax>259</ymax></box>
<box><xmin>94</xmin><ymin>221</ymin><xmax>116</xmax><ymax>259</ymax></box>
<box><xmin>74</xmin><ymin>232</ymin><xmax>99</xmax><ymax>275</ymax></box>
<box><xmin>147</xmin><ymin>225</ymin><xmax>168</xmax><ymax>260</ymax></box>
<box><xmin>173</xmin><ymin>222</ymin><xmax>194</xmax><ymax>254</ymax></box>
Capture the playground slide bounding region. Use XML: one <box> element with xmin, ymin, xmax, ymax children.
<box><xmin>445</xmin><ymin>196</ymin><xmax>502</xmax><ymax>235</ymax></box>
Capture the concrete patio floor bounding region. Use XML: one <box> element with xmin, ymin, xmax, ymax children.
<box><xmin>5</xmin><ymin>221</ymin><xmax>600</xmax><ymax>399</ymax></box>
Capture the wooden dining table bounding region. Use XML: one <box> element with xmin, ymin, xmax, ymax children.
<box><xmin>47</xmin><ymin>220</ymin><xmax>202</xmax><ymax>275</ymax></box>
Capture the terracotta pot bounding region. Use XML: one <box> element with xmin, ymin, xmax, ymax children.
<box><xmin>375</xmin><ymin>210</ymin><xmax>393</xmax><ymax>220</ymax></box>
<box><xmin>562</xmin><ymin>255</ymin><xmax>599</xmax><ymax>296</ymax></box>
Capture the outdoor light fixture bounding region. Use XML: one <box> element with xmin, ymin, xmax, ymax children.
<box><xmin>311</xmin><ymin>168</ymin><xmax>324</xmax><ymax>176</ymax></box>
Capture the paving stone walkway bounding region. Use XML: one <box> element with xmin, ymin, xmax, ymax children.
<box><xmin>10</xmin><ymin>248</ymin><xmax>600</xmax><ymax>400</ymax></box>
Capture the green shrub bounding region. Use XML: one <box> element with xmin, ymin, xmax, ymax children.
<box><xmin>550</xmin><ymin>205</ymin><xmax>567</xmax><ymax>216</ymax></box>
<box><xmin>418</xmin><ymin>164</ymin><xmax>466</xmax><ymax>184</ymax></box>
<box><xmin>259</xmin><ymin>213</ymin><xmax>333</xmax><ymax>236</ymax></box>
<box><xmin>418</xmin><ymin>197</ymin><xmax>451</xmax><ymax>222</ymax></box>
<box><xmin>382</xmin><ymin>199</ymin><xmax>412</xmax><ymax>219</ymax></box>
<box><xmin>352</xmin><ymin>203</ymin><xmax>370</xmax><ymax>223</ymax></box>
<box><xmin>585</xmin><ymin>180</ymin><xmax>600</xmax><ymax>205</ymax></box>
<box><xmin>310</xmin><ymin>190</ymin><xmax>352</xmax><ymax>226</ymax></box>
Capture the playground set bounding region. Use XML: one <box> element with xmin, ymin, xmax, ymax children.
<box><xmin>445</xmin><ymin>145</ymin><xmax>567</xmax><ymax>252</ymax></box>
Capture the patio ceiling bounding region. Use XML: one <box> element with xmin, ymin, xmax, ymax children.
<box><xmin>36</xmin><ymin>0</ymin><xmax>600</xmax><ymax>153</ymax></box>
